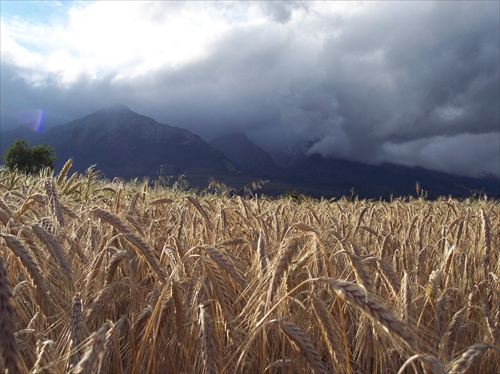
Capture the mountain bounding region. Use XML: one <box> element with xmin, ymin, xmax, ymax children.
<box><xmin>2</xmin><ymin>105</ymin><xmax>234</xmax><ymax>178</ymax></box>
<box><xmin>1</xmin><ymin>105</ymin><xmax>498</xmax><ymax>199</ymax></box>
<box><xmin>281</xmin><ymin>153</ymin><xmax>500</xmax><ymax>199</ymax></box>
<box><xmin>209</xmin><ymin>132</ymin><xmax>280</xmax><ymax>176</ymax></box>
<box><xmin>0</xmin><ymin>126</ymin><xmax>41</xmax><ymax>155</ymax></box>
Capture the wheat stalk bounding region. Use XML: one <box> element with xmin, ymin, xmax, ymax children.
<box><xmin>90</xmin><ymin>207</ymin><xmax>165</xmax><ymax>281</ymax></box>
<box><xmin>187</xmin><ymin>196</ymin><xmax>213</xmax><ymax>231</ymax></box>
<box><xmin>44</xmin><ymin>178</ymin><xmax>65</xmax><ymax>227</ymax></box>
<box><xmin>318</xmin><ymin>278</ymin><xmax>416</xmax><ymax>347</ymax></box>
<box><xmin>200</xmin><ymin>246</ymin><xmax>246</xmax><ymax>288</ymax></box>
<box><xmin>0</xmin><ymin>233</ymin><xmax>52</xmax><ymax>316</ymax></box>
<box><xmin>67</xmin><ymin>292</ymin><xmax>86</xmax><ymax>371</ymax></box>
<box><xmin>199</xmin><ymin>303</ymin><xmax>219</xmax><ymax>374</ymax></box>
<box><xmin>279</xmin><ymin>320</ymin><xmax>328</xmax><ymax>374</ymax></box>
<box><xmin>56</xmin><ymin>158</ymin><xmax>74</xmax><ymax>186</ymax></box>
<box><xmin>268</xmin><ymin>238</ymin><xmax>300</xmax><ymax>303</ymax></box>
<box><xmin>448</xmin><ymin>342</ymin><xmax>498</xmax><ymax>374</ymax></box>
<box><xmin>0</xmin><ymin>252</ymin><xmax>24</xmax><ymax>374</ymax></box>
<box><xmin>72</xmin><ymin>321</ymin><xmax>110</xmax><ymax>374</ymax></box>
<box><xmin>31</xmin><ymin>223</ymin><xmax>73</xmax><ymax>284</ymax></box>
<box><xmin>397</xmin><ymin>354</ymin><xmax>447</xmax><ymax>374</ymax></box>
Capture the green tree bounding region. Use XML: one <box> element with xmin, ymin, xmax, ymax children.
<box><xmin>2</xmin><ymin>139</ymin><xmax>57</xmax><ymax>174</ymax></box>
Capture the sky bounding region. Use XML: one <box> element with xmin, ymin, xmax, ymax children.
<box><xmin>1</xmin><ymin>1</ymin><xmax>499</xmax><ymax>178</ymax></box>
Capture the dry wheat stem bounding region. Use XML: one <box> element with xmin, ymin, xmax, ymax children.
<box><xmin>0</xmin><ymin>168</ymin><xmax>498</xmax><ymax>373</ymax></box>
<box><xmin>317</xmin><ymin>278</ymin><xmax>416</xmax><ymax>348</ymax></box>
<box><xmin>72</xmin><ymin>321</ymin><xmax>110</xmax><ymax>374</ymax></box>
<box><xmin>279</xmin><ymin>320</ymin><xmax>328</xmax><ymax>374</ymax></box>
<box><xmin>448</xmin><ymin>342</ymin><xmax>499</xmax><ymax>374</ymax></box>
<box><xmin>0</xmin><ymin>233</ymin><xmax>52</xmax><ymax>316</ymax></box>
<box><xmin>199</xmin><ymin>303</ymin><xmax>219</xmax><ymax>374</ymax></box>
<box><xmin>0</xmin><ymin>252</ymin><xmax>24</xmax><ymax>374</ymax></box>
<box><xmin>44</xmin><ymin>178</ymin><xmax>65</xmax><ymax>227</ymax></box>
<box><xmin>397</xmin><ymin>354</ymin><xmax>447</xmax><ymax>374</ymax></box>
<box><xmin>90</xmin><ymin>207</ymin><xmax>165</xmax><ymax>281</ymax></box>
<box><xmin>67</xmin><ymin>292</ymin><xmax>85</xmax><ymax>371</ymax></box>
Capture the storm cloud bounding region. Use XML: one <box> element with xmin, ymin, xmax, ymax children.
<box><xmin>1</xmin><ymin>1</ymin><xmax>499</xmax><ymax>177</ymax></box>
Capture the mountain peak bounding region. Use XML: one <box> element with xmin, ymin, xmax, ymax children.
<box><xmin>101</xmin><ymin>104</ymin><xmax>132</xmax><ymax>113</ymax></box>
<box><xmin>39</xmin><ymin>106</ymin><xmax>231</xmax><ymax>178</ymax></box>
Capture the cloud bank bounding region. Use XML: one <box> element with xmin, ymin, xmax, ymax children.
<box><xmin>1</xmin><ymin>1</ymin><xmax>499</xmax><ymax>177</ymax></box>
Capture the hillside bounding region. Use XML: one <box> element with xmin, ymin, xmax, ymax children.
<box><xmin>2</xmin><ymin>105</ymin><xmax>234</xmax><ymax>178</ymax></box>
<box><xmin>209</xmin><ymin>132</ymin><xmax>280</xmax><ymax>176</ymax></box>
<box><xmin>279</xmin><ymin>153</ymin><xmax>500</xmax><ymax>199</ymax></box>
<box><xmin>1</xmin><ymin>105</ymin><xmax>498</xmax><ymax>199</ymax></box>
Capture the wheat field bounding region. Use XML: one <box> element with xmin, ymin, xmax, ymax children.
<box><xmin>0</xmin><ymin>161</ymin><xmax>499</xmax><ymax>374</ymax></box>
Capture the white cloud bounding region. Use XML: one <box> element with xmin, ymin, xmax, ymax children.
<box><xmin>1</xmin><ymin>1</ymin><xmax>270</xmax><ymax>84</ymax></box>
<box><xmin>381</xmin><ymin>133</ymin><xmax>500</xmax><ymax>177</ymax></box>
<box><xmin>1</xmin><ymin>1</ymin><xmax>362</xmax><ymax>85</ymax></box>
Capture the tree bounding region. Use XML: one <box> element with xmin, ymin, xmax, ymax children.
<box><xmin>2</xmin><ymin>139</ymin><xmax>57</xmax><ymax>174</ymax></box>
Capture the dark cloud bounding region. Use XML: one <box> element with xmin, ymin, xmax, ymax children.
<box><xmin>1</xmin><ymin>1</ymin><xmax>498</xmax><ymax>177</ymax></box>
<box><xmin>259</xmin><ymin>1</ymin><xmax>310</xmax><ymax>24</ymax></box>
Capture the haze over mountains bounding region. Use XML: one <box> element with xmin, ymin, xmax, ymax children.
<box><xmin>1</xmin><ymin>105</ymin><xmax>498</xmax><ymax>199</ymax></box>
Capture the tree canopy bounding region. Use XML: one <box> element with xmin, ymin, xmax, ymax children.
<box><xmin>2</xmin><ymin>139</ymin><xmax>57</xmax><ymax>174</ymax></box>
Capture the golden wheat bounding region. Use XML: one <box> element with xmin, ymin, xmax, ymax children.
<box><xmin>0</xmin><ymin>167</ymin><xmax>498</xmax><ymax>373</ymax></box>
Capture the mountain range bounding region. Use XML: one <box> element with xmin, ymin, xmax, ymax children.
<box><xmin>1</xmin><ymin>105</ymin><xmax>498</xmax><ymax>199</ymax></box>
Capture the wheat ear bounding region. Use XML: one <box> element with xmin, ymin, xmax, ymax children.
<box><xmin>199</xmin><ymin>303</ymin><xmax>219</xmax><ymax>374</ymax></box>
<box><xmin>441</xmin><ymin>306</ymin><xmax>467</xmax><ymax>360</ymax></box>
<box><xmin>31</xmin><ymin>223</ymin><xmax>73</xmax><ymax>284</ymax></box>
<box><xmin>0</xmin><ymin>199</ymin><xmax>12</xmax><ymax>227</ymax></box>
<box><xmin>56</xmin><ymin>158</ymin><xmax>73</xmax><ymax>186</ymax></box>
<box><xmin>257</xmin><ymin>230</ymin><xmax>268</xmax><ymax>274</ymax></box>
<box><xmin>201</xmin><ymin>246</ymin><xmax>246</xmax><ymax>288</ymax></box>
<box><xmin>171</xmin><ymin>280</ymin><xmax>185</xmax><ymax>338</ymax></box>
<box><xmin>72</xmin><ymin>321</ymin><xmax>110</xmax><ymax>374</ymax></box>
<box><xmin>311</xmin><ymin>294</ymin><xmax>342</xmax><ymax>369</ymax></box>
<box><xmin>480</xmin><ymin>209</ymin><xmax>491</xmax><ymax>279</ymax></box>
<box><xmin>448</xmin><ymin>342</ymin><xmax>499</xmax><ymax>374</ymax></box>
<box><xmin>279</xmin><ymin>320</ymin><xmax>328</xmax><ymax>374</ymax></box>
<box><xmin>105</xmin><ymin>250</ymin><xmax>128</xmax><ymax>285</ymax></box>
<box><xmin>376</xmin><ymin>259</ymin><xmax>401</xmax><ymax>296</ymax></box>
<box><xmin>44</xmin><ymin>178</ymin><xmax>65</xmax><ymax>227</ymax></box>
<box><xmin>318</xmin><ymin>278</ymin><xmax>415</xmax><ymax>347</ymax></box>
<box><xmin>90</xmin><ymin>208</ymin><xmax>165</xmax><ymax>281</ymax></box>
<box><xmin>0</xmin><ymin>233</ymin><xmax>52</xmax><ymax>316</ymax></box>
<box><xmin>67</xmin><ymin>292</ymin><xmax>86</xmax><ymax>371</ymax></box>
<box><xmin>187</xmin><ymin>196</ymin><xmax>213</xmax><ymax>231</ymax></box>
<box><xmin>32</xmin><ymin>339</ymin><xmax>56</xmax><ymax>374</ymax></box>
<box><xmin>268</xmin><ymin>238</ymin><xmax>300</xmax><ymax>303</ymax></box>
<box><xmin>0</xmin><ymin>252</ymin><xmax>24</xmax><ymax>374</ymax></box>
<box><xmin>345</xmin><ymin>251</ymin><xmax>373</xmax><ymax>292</ymax></box>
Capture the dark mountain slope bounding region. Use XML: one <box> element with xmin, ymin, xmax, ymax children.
<box><xmin>2</xmin><ymin>105</ymin><xmax>234</xmax><ymax>178</ymax></box>
<box><xmin>1</xmin><ymin>105</ymin><xmax>497</xmax><ymax>199</ymax></box>
<box><xmin>282</xmin><ymin>153</ymin><xmax>500</xmax><ymax>199</ymax></box>
<box><xmin>0</xmin><ymin>126</ymin><xmax>41</xmax><ymax>156</ymax></box>
<box><xmin>209</xmin><ymin>132</ymin><xmax>280</xmax><ymax>176</ymax></box>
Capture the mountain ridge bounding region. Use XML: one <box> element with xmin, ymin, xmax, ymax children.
<box><xmin>2</xmin><ymin>105</ymin><xmax>235</xmax><ymax>178</ymax></box>
<box><xmin>209</xmin><ymin>132</ymin><xmax>280</xmax><ymax>176</ymax></box>
<box><xmin>1</xmin><ymin>105</ymin><xmax>498</xmax><ymax>199</ymax></box>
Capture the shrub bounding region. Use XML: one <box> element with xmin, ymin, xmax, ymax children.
<box><xmin>2</xmin><ymin>139</ymin><xmax>56</xmax><ymax>174</ymax></box>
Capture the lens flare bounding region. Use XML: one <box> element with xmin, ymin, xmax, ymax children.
<box><xmin>18</xmin><ymin>109</ymin><xmax>46</xmax><ymax>133</ymax></box>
